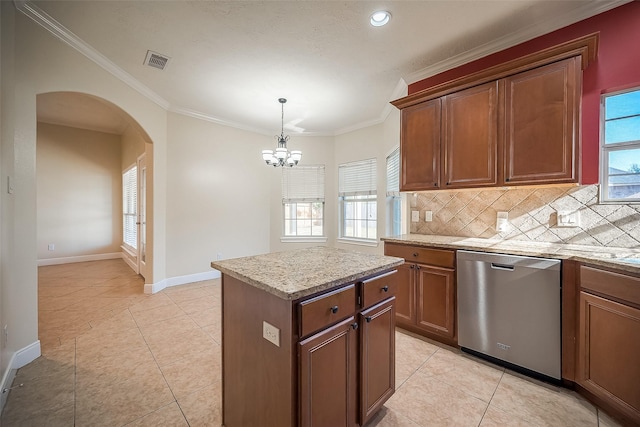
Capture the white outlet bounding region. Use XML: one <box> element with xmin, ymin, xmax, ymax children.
<box><xmin>262</xmin><ymin>321</ymin><xmax>280</xmax><ymax>347</ymax></box>
<box><xmin>557</xmin><ymin>210</ymin><xmax>581</xmax><ymax>228</ymax></box>
<box><xmin>496</xmin><ymin>211</ymin><xmax>509</xmax><ymax>232</ymax></box>
<box><xmin>3</xmin><ymin>325</ymin><xmax>7</xmax><ymax>346</ymax></box>
<box><xmin>217</xmin><ymin>253</ymin><xmax>223</xmax><ymax>260</ymax></box>
<box><xmin>425</xmin><ymin>211</ymin><xmax>433</xmax><ymax>222</ymax></box>
<box><xmin>48</xmin><ymin>243</ymin><xmax>55</xmax><ymax>251</ymax></box>
<box><xmin>411</xmin><ymin>210</ymin><xmax>419</xmax><ymax>222</ymax></box>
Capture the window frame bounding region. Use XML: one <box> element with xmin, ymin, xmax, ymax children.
<box><xmin>385</xmin><ymin>147</ymin><xmax>402</xmax><ymax>237</ymax></box>
<box><xmin>600</xmin><ymin>86</ymin><xmax>640</xmax><ymax>204</ymax></box>
<box><xmin>337</xmin><ymin>158</ymin><xmax>378</xmax><ymax>246</ymax></box>
<box><xmin>281</xmin><ymin>165</ymin><xmax>327</xmax><ymax>243</ymax></box>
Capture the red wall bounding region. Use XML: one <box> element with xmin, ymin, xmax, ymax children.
<box><xmin>408</xmin><ymin>2</ymin><xmax>640</xmax><ymax>184</ymax></box>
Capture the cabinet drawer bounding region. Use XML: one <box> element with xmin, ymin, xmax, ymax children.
<box><xmin>580</xmin><ymin>265</ymin><xmax>640</xmax><ymax>306</ymax></box>
<box><xmin>361</xmin><ymin>270</ymin><xmax>397</xmax><ymax>308</ymax></box>
<box><xmin>299</xmin><ymin>284</ymin><xmax>356</xmax><ymax>338</ymax></box>
<box><xmin>384</xmin><ymin>243</ymin><xmax>455</xmax><ymax>268</ymax></box>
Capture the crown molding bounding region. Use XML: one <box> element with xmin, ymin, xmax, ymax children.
<box><xmin>14</xmin><ymin>0</ymin><xmax>170</xmax><ymax>110</ymax></box>
<box><xmin>405</xmin><ymin>0</ymin><xmax>631</xmax><ymax>85</ymax></box>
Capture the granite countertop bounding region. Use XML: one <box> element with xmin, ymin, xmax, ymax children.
<box><xmin>381</xmin><ymin>234</ymin><xmax>640</xmax><ymax>274</ymax></box>
<box><xmin>211</xmin><ymin>246</ymin><xmax>404</xmax><ymax>300</ymax></box>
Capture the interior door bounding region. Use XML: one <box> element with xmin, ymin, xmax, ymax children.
<box><xmin>137</xmin><ymin>153</ymin><xmax>147</xmax><ymax>279</ymax></box>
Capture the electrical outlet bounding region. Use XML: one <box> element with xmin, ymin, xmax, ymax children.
<box><xmin>48</xmin><ymin>243</ymin><xmax>55</xmax><ymax>251</ymax></box>
<box><xmin>496</xmin><ymin>211</ymin><xmax>509</xmax><ymax>232</ymax></box>
<box><xmin>557</xmin><ymin>210</ymin><xmax>581</xmax><ymax>227</ymax></box>
<box><xmin>262</xmin><ymin>321</ymin><xmax>280</xmax><ymax>347</ymax></box>
<box><xmin>3</xmin><ymin>325</ymin><xmax>7</xmax><ymax>346</ymax></box>
<box><xmin>425</xmin><ymin>211</ymin><xmax>433</xmax><ymax>222</ymax></box>
<box><xmin>216</xmin><ymin>253</ymin><xmax>223</xmax><ymax>260</ymax></box>
<box><xmin>411</xmin><ymin>211</ymin><xmax>419</xmax><ymax>222</ymax></box>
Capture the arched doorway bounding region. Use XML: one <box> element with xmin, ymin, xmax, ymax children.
<box><xmin>36</xmin><ymin>92</ymin><xmax>153</xmax><ymax>279</ymax></box>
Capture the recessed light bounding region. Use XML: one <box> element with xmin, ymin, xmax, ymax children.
<box><xmin>370</xmin><ymin>10</ymin><xmax>391</xmax><ymax>27</ymax></box>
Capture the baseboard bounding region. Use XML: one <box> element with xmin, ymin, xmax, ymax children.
<box><xmin>144</xmin><ymin>270</ymin><xmax>221</xmax><ymax>294</ymax></box>
<box><xmin>0</xmin><ymin>340</ymin><xmax>41</xmax><ymax>412</ymax></box>
<box><xmin>37</xmin><ymin>252</ymin><xmax>122</xmax><ymax>266</ymax></box>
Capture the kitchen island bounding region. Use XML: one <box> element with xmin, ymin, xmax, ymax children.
<box><xmin>211</xmin><ymin>246</ymin><xmax>404</xmax><ymax>427</ymax></box>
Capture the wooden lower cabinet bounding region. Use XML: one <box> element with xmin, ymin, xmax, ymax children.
<box><xmin>299</xmin><ymin>316</ymin><xmax>358</xmax><ymax>427</ymax></box>
<box><xmin>384</xmin><ymin>243</ymin><xmax>456</xmax><ymax>345</ymax></box>
<box><xmin>576</xmin><ymin>265</ymin><xmax>640</xmax><ymax>426</ymax></box>
<box><xmin>359</xmin><ymin>298</ymin><xmax>395</xmax><ymax>425</ymax></box>
<box><xmin>416</xmin><ymin>265</ymin><xmax>455</xmax><ymax>340</ymax></box>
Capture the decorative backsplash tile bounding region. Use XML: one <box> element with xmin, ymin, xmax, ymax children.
<box><xmin>410</xmin><ymin>185</ymin><xmax>640</xmax><ymax>248</ymax></box>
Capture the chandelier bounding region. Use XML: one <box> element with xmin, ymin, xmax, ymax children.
<box><xmin>262</xmin><ymin>98</ymin><xmax>302</xmax><ymax>167</ymax></box>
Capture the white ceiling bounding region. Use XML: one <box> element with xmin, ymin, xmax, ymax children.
<box><xmin>25</xmin><ymin>0</ymin><xmax>628</xmax><ymax>136</ymax></box>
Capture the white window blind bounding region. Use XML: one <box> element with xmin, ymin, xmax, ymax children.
<box><xmin>282</xmin><ymin>165</ymin><xmax>325</xmax><ymax>202</ymax></box>
<box><xmin>339</xmin><ymin>158</ymin><xmax>377</xmax><ymax>196</ymax></box>
<box><xmin>386</xmin><ymin>147</ymin><xmax>400</xmax><ymax>197</ymax></box>
<box><xmin>123</xmin><ymin>166</ymin><xmax>137</xmax><ymax>249</ymax></box>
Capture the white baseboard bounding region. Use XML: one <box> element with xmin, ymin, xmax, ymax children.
<box><xmin>37</xmin><ymin>252</ymin><xmax>122</xmax><ymax>266</ymax></box>
<box><xmin>0</xmin><ymin>340</ymin><xmax>41</xmax><ymax>412</ymax></box>
<box><xmin>144</xmin><ymin>269</ymin><xmax>221</xmax><ymax>294</ymax></box>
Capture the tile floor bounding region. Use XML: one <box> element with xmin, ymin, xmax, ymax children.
<box><xmin>1</xmin><ymin>259</ymin><xmax>623</xmax><ymax>426</ymax></box>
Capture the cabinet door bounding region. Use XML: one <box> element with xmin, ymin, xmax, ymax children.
<box><xmin>393</xmin><ymin>263</ymin><xmax>415</xmax><ymax>327</ymax></box>
<box><xmin>577</xmin><ymin>292</ymin><xmax>640</xmax><ymax>424</ymax></box>
<box><xmin>299</xmin><ymin>316</ymin><xmax>358</xmax><ymax>427</ymax></box>
<box><xmin>503</xmin><ymin>57</ymin><xmax>580</xmax><ymax>185</ymax></box>
<box><xmin>400</xmin><ymin>99</ymin><xmax>441</xmax><ymax>191</ymax></box>
<box><xmin>360</xmin><ymin>298</ymin><xmax>395</xmax><ymax>426</ymax></box>
<box><xmin>442</xmin><ymin>81</ymin><xmax>498</xmax><ymax>188</ymax></box>
<box><xmin>416</xmin><ymin>264</ymin><xmax>456</xmax><ymax>340</ymax></box>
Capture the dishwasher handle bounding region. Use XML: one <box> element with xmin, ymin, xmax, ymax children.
<box><xmin>491</xmin><ymin>263</ymin><xmax>515</xmax><ymax>271</ymax></box>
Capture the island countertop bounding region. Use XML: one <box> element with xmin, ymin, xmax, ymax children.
<box><xmin>211</xmin><ymin>246</ymin><xmax>404</xmax><ymax>300</ymax></box>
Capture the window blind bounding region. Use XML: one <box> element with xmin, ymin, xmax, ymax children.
<box><xmin>386</xmin><ymin>147</ymin><xmax>400</xmax><ymax>197</ymax></box>
<box><xmin>282</xmin><ymin>165</ymin><xmax>325</xmax><ymax>202</ymax></box>
<box><xmin>123</xmin><ymin>166</ymin><xmax>137</xmax><ymax>249</ymax></box>
<box><xmin>339</xmin><ymin>158</ymin><xmax>377</xmax><ymax>196</ymax></box>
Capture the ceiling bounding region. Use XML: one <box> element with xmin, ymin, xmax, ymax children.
<box><xmin>24</xmin><ymin>0</ymin><xmax>627</xmax><ymax>137</ymax></box>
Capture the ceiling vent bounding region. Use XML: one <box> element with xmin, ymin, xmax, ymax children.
<box><xmin>144</xmin><ymin>50</ymin><xmax>170</xmax><ymax>70</ymax></box>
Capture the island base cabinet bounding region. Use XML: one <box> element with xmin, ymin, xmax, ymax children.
<box><xmin>360</xmin><ymin>298</ymin><xmax>396</xmax><ymax>425</ymax></box>
<box><xmin>577</xmin><ymin>291</ymin><xmax>640</xmax><ymax>425</ymax></box>
<box><xmin>299</xmin><ymin>316</ymin><xmax>358</xmax><ymax>427</ymax></box>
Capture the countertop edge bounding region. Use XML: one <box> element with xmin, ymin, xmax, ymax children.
<box><xmin>381</xmin><ymin>236</ymin><xmax>640</xmax><ymax>275</ymax></box>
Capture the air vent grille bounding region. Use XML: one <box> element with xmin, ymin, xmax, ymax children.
<box><xmin>144</xmin><ymin>50</ymin><xmax>170</xmax><ymax>70</ymax></box>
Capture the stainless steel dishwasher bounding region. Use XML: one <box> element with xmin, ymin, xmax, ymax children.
<box><xmin>457</xmin><ymin>250</ymin><xmax>561</xmax><ymax>380</ymax></box>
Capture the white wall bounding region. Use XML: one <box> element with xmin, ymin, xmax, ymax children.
<box><xmin>36</xmin><ymin>123</ymin><xmax>122</xmax><ymax>260</ymax></box>
<box><xmin>333</xmin><ymin>106</ymin><xmax>402</xmax><ymax>255</ymax></box>
<box><xmin>165</xmin><ymin>113</ymin><xmax>272</xmax><ymax>278</ymax></box>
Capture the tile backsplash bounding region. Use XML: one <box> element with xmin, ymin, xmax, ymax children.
<box><xmin>410</xmin><ymin>184</ymin><xmax>640</xmax><ymax>248</ymax></box>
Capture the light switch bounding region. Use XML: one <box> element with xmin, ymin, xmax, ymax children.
<box><xmin>425</xmin><ymin>211</ymin><xmax>433</xmax><ymax>222</ymax></box>
<box><xmin>411</xmin><ymin>211</ymin><xmax>419</xmax><ymax>222</ymax></box>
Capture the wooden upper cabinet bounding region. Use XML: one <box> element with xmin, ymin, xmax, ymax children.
<box><xmin>502</xmin><ymin>57</ymin><xmax>580</xmax><ymax>185</ymax></box>
<box><xmin>400</xmin><ymin>99</ymin><xmax>441</xmax><ymax>191</ymax></box>
<box><xmin>442</xmin><ymin>81</ymin><xmax>498</xmax><ymax>188</ymax></box>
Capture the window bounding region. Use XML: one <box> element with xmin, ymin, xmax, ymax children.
<box><xmin>282</xmin><ymin>165</ymin><xmax>325</xmax><ymax>239</ymax></box>
<box><xmin>122</xmin><ymin>165</ymin><xmax>137</xmax><ymax>249</ymax></box>
<box><xmin>339</xmin><ymin>158</ymin><xmax>377</xmax><ymax>242</ymax></box>
<box><xmin>386</xmin><ymin>147</ymin><xmax>402</xmax><ymax>236</ymax></box>
<box><xmin>601</xmin><ymin>88</ymin><xmax>640</xmax><ymax>203</ymax></box>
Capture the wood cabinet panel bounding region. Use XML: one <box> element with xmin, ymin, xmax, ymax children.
<box><xmin>400</xmin><ymin>99</ymin><xmax>441</xmax><ymax>191</ymax></box>
<box><xmin>359</xmin><ymin>298</ymin><xmax>395</xmax><ymax>425</ymax></box>
<box><xmin>416</xmin><ymin>265</ymin><xmax>456</xmax><ymax>340</ymax></box>
<box><xmin>384</xmin><ymin>243</ymin><xmax>455</xmax><ymax>268</ymax></box>
<box><xmin>442</xmin><ymin>81</ymin><xmax>498</xmax><ymax>188</ymax></box>
<box><xmin>580</xmin><ymin>265</ymin><xmax>640</xmax><ymax>307</ymax></box>
<box><xmin>299</xmin><ymin>316</ymin><xmax>358</xmax><ymax>427</ymax></box>
<box><xmin>392</xmin><ymin>263</ymin><xmax>415</xmax><ymax>327</ymax></box>
<box><xmin>503</xmin><ymin>57</ymin><xmax>580</xmax><ymax>184</ymax></box>
<box><xmin>361</xmin><ymin>269</ymin><xmax>397</xmax><ymax>309</ymax></box>
<box><xmin>577</xmin><ymin>291</ymin><xmax>640</xmax><ymax>424</ymax></box>
<box><xmin>299</xmin><ymin>284</ymin><xmax>356</xmax><ymax>338</ymax></box>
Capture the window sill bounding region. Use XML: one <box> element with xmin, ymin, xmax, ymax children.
<box><xmin>280</xmin><ymin>236</ymin><xmax>328</xmax><ymax>244</ymax></box>
<box><xmin>337</xmin><ymin>237</ymin><xmax>379</xmax><ymax>248</ymax></box>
